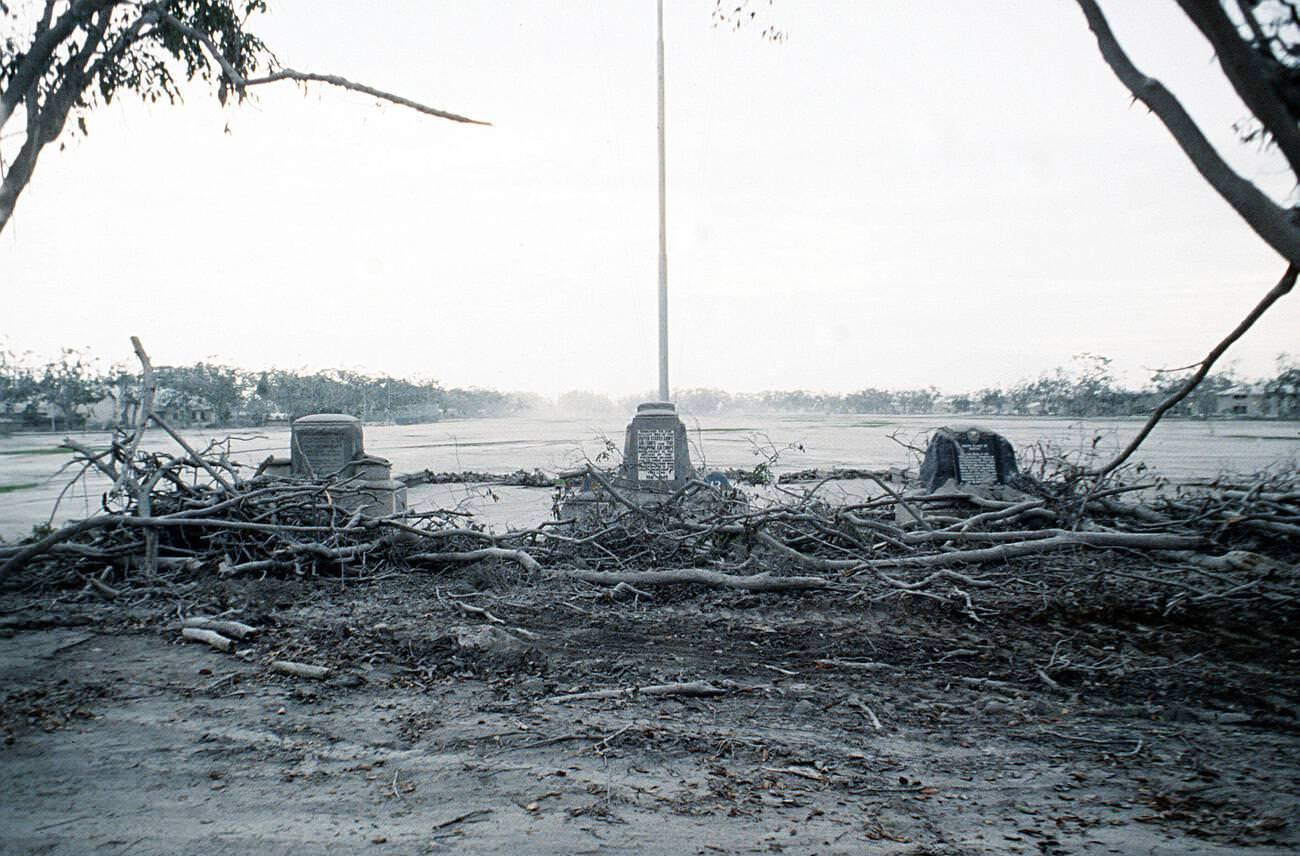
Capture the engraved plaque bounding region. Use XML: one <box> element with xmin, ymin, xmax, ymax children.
<box><xmin>956</xmin><ymin>440</ymin><xmax>997</xmax><ymax>484</ymax></box>
<box><xmin>290</xmin><ymin>413</ymin><xmax>363</xmax><ymax>479</ymax></box>
<box><xmin>636</xmin><ymin>428</ymin><xmax>676</xmax><ymax>481</ymax></box>
<box><xmin>919</xmin><ymin>426</ymin><xmax>1019</xmax><ymax>491</ymax></box>
<box><xmin>296</xmin><ymin>432</ymin><xmax>348</xmax><ymax>476</ymax></box>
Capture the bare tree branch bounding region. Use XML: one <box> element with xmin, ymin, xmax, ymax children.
<box><xmin>1</xmin><ymin>3</ymin><xmax>487</xmax><ymax>233</ymax></box>
<box><xmin>1095</xmin><ymin>263</ymin><xmax>1297</xmax><ymax>478</ymax></box>
<box><xmin>159</xmin><ymin>12</ymin><xmax>490</xmax><ymax>126</ymax></box>
<box><xmin>1176</xmin><ymin>0</ymin><xmax>1300</xmax><ymax>176</ymax></box>
<box><xmin>1074</xmin><ymin>0</ymin><xmax>1300</xmax><ymax>264</ymax></box>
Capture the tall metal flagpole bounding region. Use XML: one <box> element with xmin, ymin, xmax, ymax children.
<box><xmin>656</xmin><ymin>0</ymin><xmax>670</xmax><ymax>403</ymax></box>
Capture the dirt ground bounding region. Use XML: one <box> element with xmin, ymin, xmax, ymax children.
<box><xmin>1</xmin><ymin>568</ymin><xmax>1296</xmax><ymax>856</ymax></box>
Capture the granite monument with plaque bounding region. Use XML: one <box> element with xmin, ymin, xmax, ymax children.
<box><xmin>258</xmin><ymin>413</ymin><xmax>406</xmax><ymax>515</ymax></box>
<box><xmin>619</xmin><ymin>401</ymin><xmax>694</xmax><ymax>492</ymax></box>
<box><xmin>919</xmin><ymin>426</ymin><xmax>1019</xmax><ymax>492</ymax></box>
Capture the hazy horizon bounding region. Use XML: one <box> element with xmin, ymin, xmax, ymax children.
<box><xmin>4</xmin><ymin>2</ymin><xmax>1298</xmax><ymax>396</ymax></box>
<box><xmin>1</xmin><ymin>339</ymin><xmax>1289</xmax><ymax>409</ymax></box>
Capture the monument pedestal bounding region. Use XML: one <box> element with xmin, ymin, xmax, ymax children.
<box><xmin>557</xmin><ymin>402</ymin><xmax>695</xmax><ymax>525</ymax></box>
<box><xmin>619</xmin><ymin>401</ymin><xmax>694</xmax><ymax>493</ymax></box>
<box><xmin>258</xmin><ymin>413</ymin><xmax>406</xmax><ymax>517</ymax></box>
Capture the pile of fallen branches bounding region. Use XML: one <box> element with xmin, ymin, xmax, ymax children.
<box><xmin>536</xmin><ymin>465</ymin><xmax>1298</xmax><ymax>620</ymax></box>
<box><xmin>1</xmin><ymin>429</ymin><xmax>1295</xmax><ymax>626</ymax></box>
<box><xmin>396</xmin><ymin>468</ymin><xmax>556</xmax><ymax>488</ymax></box>
<box><xmin>0</xmin><ymin>425</ymin><xmax>532</xmax><ymax>586</ymax></box>
<box><xmin>720</xmin><ymin>466</ymin><xmax>906</xmax><ymax>486</ymax></box>
<box><xmin>0</xmin><ymin>341</ymin><xmax>1294</xmax><ymax>622</ymax></box>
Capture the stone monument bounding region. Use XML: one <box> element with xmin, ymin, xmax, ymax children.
<box><xmin>259</xmin><ymin>413</ymin><xmax>406</xmax><ymax>515</ymax></box>
<box><xmin>919</xmin><ymin>426</ymin><xmax>1019</xmax><ymax>492</ymax></box>
<box><xmin>291</xmin><ymin>413</ymin><xmax>364</xmax><ymax>478</ymax></box>
<box><xmin>619</xmin><ymin>401</ymin><xmax>693</xmax><ymax>491</ymax></box>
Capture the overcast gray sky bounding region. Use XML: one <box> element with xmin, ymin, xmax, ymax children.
<box><xmin>2</xmin><ymin>1</ymin><xmax>1296</xmax><ymax>396</ymax></box>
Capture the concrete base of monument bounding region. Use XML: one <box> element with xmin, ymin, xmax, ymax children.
<box><xmin>329</xmin><ymin>478</ymin><xmax>408</xmax><ymax>517</ymax></box>
<box><xmin>621</xmin><ymin>401</ymin><xmax>695</xmax><ymax>489</ymax></box>
<box><xmin>256</xmin><ymin>456</ymin><xmax>293</xmax><ymax>479</ymax></box>
<box><xmin>556</xmin><ymin>471</ymin><xmax>744</xmax><ymax>528</ymax></box>
<box><xmin>254</xmin><ymin>454</ymin><xmax>408</xmax><ymax>518</ymax></box>
<box><xmin>555</xmin><ymin>401</ymin><xmax>748</xmax><ymax>525</ymax></box>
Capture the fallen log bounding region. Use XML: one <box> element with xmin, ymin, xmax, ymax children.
<box><xmin>181</xmin><ymin>627</ymin><xmax>234</xmax><ymax>653</ymax></box>
<box><xmin>409</xmin><ymin>548</ymin><xmax>542</xmax><ymax>574</ymax></box>
<box><xmin>548</xmin><ymin>680</ymin><xmax>729</xmax><ymax>704</ymax></box>
<box><xmin>856</xmin><ymin>531</ymin><xmax>1205</xmax><ymax>572</ymax></box>
<box><xmin>182</xmin><ymin>616</ymin><xmax>258</xmax><ymax>640</ymax></box>
<box><xmin>270</xmin><ymin>660</ymin><xmax>330</xmax><ymax>680</ymax></box>
<box><xmin>557</xmin><ymin>568</ymin><xmax>831</xmax><ymax>592</ymax></box>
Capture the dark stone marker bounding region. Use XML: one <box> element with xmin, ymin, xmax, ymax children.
<box><xmin>620</xmin><ymin>402</ymin><xmax>693</xmax><ymax>489</ymax></box>
<box><xmin>291</xmin><ymin>413</ymin><xmax>364</xmax><ymax>478</ymax></box>
<box><xmin>919</xmin><ymin>426</ymin><xmax>1019</xmax><ymax>492</ymax></box>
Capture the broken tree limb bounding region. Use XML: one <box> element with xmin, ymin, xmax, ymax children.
<box><xmin>158</xmin><ymin>12</ymin><xmax>490</xmax><ymax>126</ymax></box>
<box><xmin>815</xmin><ymin>659</ymin><xmax>893</xmax><ymax>672</ymax></box>
<box><xmin>181</xmin><ymin>627</ymin><xmax>234</xmax><ymax>653</ymax></box>
<box><xmin>862</xmin><ymin>472</ymin><xmax>935</xmax><ymax>531</ymax></box>
<box><xmin>862</xmin><ymin>704</ymin><xmax>885</xmax><ymax>731</ymax></box>
<box><xmin>582</xmin><ymin>466</ymin><xmax>655</xmax><ymax>520</ymax></box>
<box><xmin>556</xmin><ymin>568</ymin><xmax>831</xmax><ymax>592</ymax></box>
<box><xmin>856</xmin><ymin>531</ymin><xmax>1204</xmax><ymax>572</ymax></box>
<box><xmin>83</xmin><ymin>575</ymin><xmax>120</xmax><ymax>599</ymax></box>
<box><xmin>0</xmin><ymin>513</ymin><xmax>366</xmax><ymax>579</ymax></box>
<box><xmin>950</xmin><ymin>499</ymin><xmax>1049</xmax><ymax>532</ymax></box>
<box><xmin>410</xmin><ymin>548</ymin><xmax>542</xmax><ymax>574</ymax></box>
<box><xmin>147</xmin><ymin>412</ymin><xmax>236</xmax><ymax>494</ymax></box>
<box><xmin>217</xmin><ymin>558</ymin><xmax>281</xmax><ymax>577</ymax></box>
<box><xmin>451</xmin><ymin>600</ymin><xmax>505</xmax><ymax>624</ymax></box>
<box><xmin>548</xmin><ymin>680</ymin><xmax>729</xmax><ymax>704</ymax></box>
<box><xmin>113</xmin><ymin>336</ymin><xmax>156</xmax><ymax>499</ymax></box>
<box><xmin>753</xmin><ymin>530</ymin><xmax>859</xmax><ymax>571</ymax></box>
<box><xmin>607</xmin><ymin>581</ymin><xmax>654</xmax><ymax>601</ymax></box>
<box><xmin>271</xmin><ymin>660</ymin><xmax>330</xmax><ymax>680</ymax></box>
<box><xmin>903</xmin><ymin>528</ymin><xmax>1059</xmax><ymax>546</ymax></box>
<box><xmin>182</xmin><ymin>616</ymin><xmax>258</xmax><ymax>640</ymax></box>
<box><xmin>1093</xmin><ymin>264</ymin><xmax>1297</xmax><ymax>479</ymax></box>
<box><xmin>0</xmin><ymin>515</ymin><xmax>117</xmax><ymax>578</ymax></box>
<box><xmin>877</xmin><ymin>569</ymin><xmax>998</xmax><ymax>591</ymax></box>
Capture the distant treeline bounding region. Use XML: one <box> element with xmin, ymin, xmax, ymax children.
<box><xmin>1</xmin><ymin>349</ymin><xmax>1296</xmax><ymax>430</ymax></box>
<box><xmin>0</xmin><ymin>349</ymin><xmax>538</xmax><ymax>429</ymax></box>
<box><xmin>566</xmin><ymin>354</ymin><xmax>1300</xmax><ymax>419</ymax></box>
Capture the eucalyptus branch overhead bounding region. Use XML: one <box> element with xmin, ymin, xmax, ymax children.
<box><xmin>157</xmin><ymin>12</ymin><xmax>490</xmax><ymax>126</ymax></box>
<box><xmin>0</xmin><ymin>0</ymin><xmax>487</xmax><ymax>234</ymax></box>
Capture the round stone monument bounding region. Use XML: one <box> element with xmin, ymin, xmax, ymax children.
<box><xmin>919</xmin><ymin>426</ymin><xmax>1020</xmax><ymax>492</ymax></box>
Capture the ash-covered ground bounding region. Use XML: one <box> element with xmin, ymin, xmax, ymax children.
<box><xmin>2</xmin><ymin>565</ymin><xmax>1295</xmax><ymax>855</ymax></box>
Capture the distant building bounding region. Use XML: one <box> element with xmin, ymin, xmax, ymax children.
<box><xmin>1213</xmin><ymin>384</ymin><xmax>1292</xmax><ymax>418</ymax></box>
<box><xmin>153</xmin><ymin>388</ymin><xmax>216</xmax><ymax>427</ymax></box>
